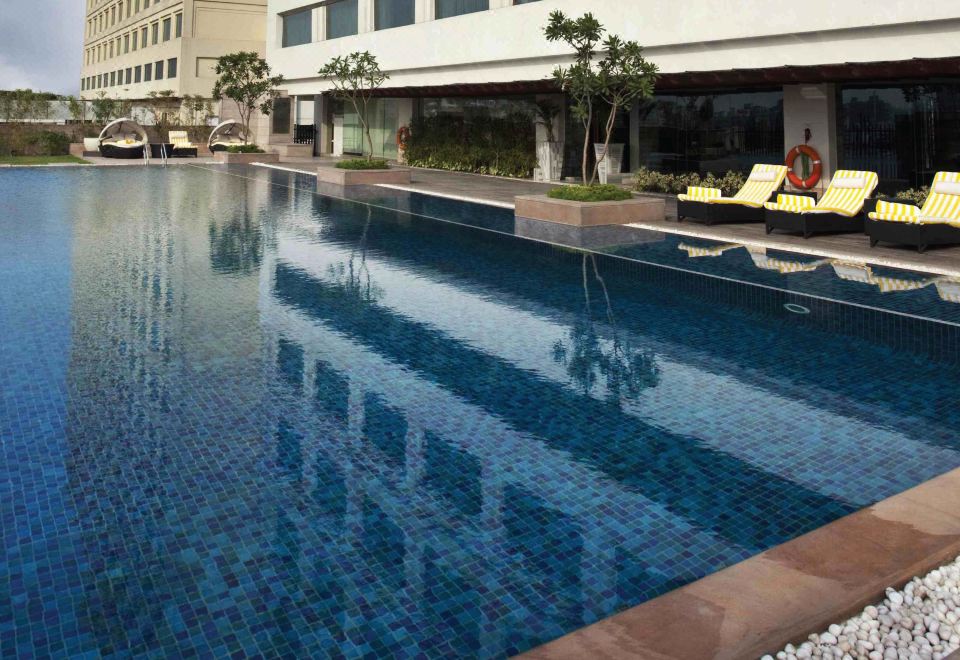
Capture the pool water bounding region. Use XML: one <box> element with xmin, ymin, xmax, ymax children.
<box><xmin>2</xmin><ymin>165</ymin><xmax>960</xmax><ymax>658</ymax></box>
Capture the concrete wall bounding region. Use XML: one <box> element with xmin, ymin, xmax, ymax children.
<box><xmin>268</xmin><ymin>0</ymin><xmax>960</xmax><ymax>95</ymax></box>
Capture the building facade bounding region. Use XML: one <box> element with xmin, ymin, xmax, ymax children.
<box><xmin>80</xmin><ymin>0</ymin><xmax>268</xmax><ymax>105</ymax></box>
<box><xmin>266</xmin><ymin>0</ymin><xmax>960</xmax><ymax>191</ymax></box>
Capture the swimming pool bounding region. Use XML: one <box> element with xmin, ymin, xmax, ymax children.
<box><xmin>2</xmin><ymin>165</ymin><xmax>959</xmax><ymax>657</ymax></box>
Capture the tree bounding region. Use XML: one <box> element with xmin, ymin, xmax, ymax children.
<box><xmin>60</xmin><ymin>95</ymin><xmax>89</xmax><ymax>124</ymax></box>
<box><xmin>318</xmin><ymin>52</ymin><xmax>389</xmax><ymax>158</ymax></box>
<box><xmin>212</xmin><ymin>52</ymin><xmax>284</xmax><ymax>145</ymax></box>
<box><xmin>90</xmin><ymin>92</ymin><xmax>131</xmax><ymax>124</ymax></box>
<box><xmin>0</xmin><ymin>89</ymin><xmax>51</xmax><ymax>123</ymax></box>
<box><xmin>545</xmin><ymin>12</ymin><xmax>658</xmax><ymax>185</ymax></box>
<box><xmin>145</xmin><ymin>90</ymin><xmax>180</xmax><ymax>129</ymax></box>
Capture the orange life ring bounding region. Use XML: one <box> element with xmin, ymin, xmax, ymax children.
<box><xmin>785</xmin><ymin>144</ymin><xmax>822</xmax><ymax>189</ymax></box>
<box><xmin>396</xmin><ymin>125</ymin><xmax>411</xmax><ymax>150</ymax></box>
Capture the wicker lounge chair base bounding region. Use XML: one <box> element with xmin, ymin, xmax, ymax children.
<box><xmin>866</xmin><ymin>218</ymin><xmax>960</xmax><ymax>253</ymax></box>
<box><xmin>766</xmin><ymin>210</ymin><xmax>864</xmax><ymax>238</ymax></box>
<box><xmin>677</xmin><ymin>199</ymin><xmax>766</xmax><ymax>224</ymax></box>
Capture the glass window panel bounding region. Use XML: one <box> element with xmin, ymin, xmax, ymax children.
<box><xmin>435</xmin><ymin>0</ymin><xmax>487</xmax><ymax>19</ymax></box>
<box><xmin>326</xmin><ymin>0</ymin><xmax>358</xmax><ymax>39</ymax></box>
<box><xmin>375</xmin><ymin>0</ymin><xmax>414</xmax><ymax>30</ymax></box>
<box><xmin>635</xmin><ymin>90</ymin><xmax>784</xmax><ymax>176</ymax></box>
<box><xmin>134</xmin><ymin>65</ymin><xmax>141</xmax><ymax>83</ymax></box>
<box><xmin>282</xmin><ymin>9</ymin><xmax>312</xmax><ymax>47</ymax></box>
<box><xmin>144</xmin><ymin>63</ymin><xmax>152</xmax><ymax>81</ymax></box>
<box><xmin>163</xmin><ymin>18</ymin><xmax>171</xmax><ymax>41</ymax></box>
<box><xmin>272</xmin><ymin>97</ymin><xmax>291</xmax><ymax>134</ymax></box>
<box><xmin>154</xmin><ymin>60</ymin><xmax>163</xmax><ymax>79</ymax></box>
<box><xmin>175</xmin><ymin>13</ymin><xmax>182</xmax><ymax>37</ymax></box>
<box><xmin>167</xmin><ymin>57</ymin><xmax>177</xmax><ymax>79</ymax></box>
<box><xmin>839</xmin><ymin>84</ymin><xmax>960</xmax><ymax>193</ymax></box>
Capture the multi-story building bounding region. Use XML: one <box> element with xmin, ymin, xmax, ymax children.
<box><xmin>266</xmin><ymin>0</ymin><xmax>960</xmax><ymax>190</ymax></box>
<box><xmin>80</xmin><ymin>0</ymin><xmax>269</xmax><ymax>108</ymax></box>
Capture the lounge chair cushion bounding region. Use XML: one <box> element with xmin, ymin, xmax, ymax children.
<box><xmin>868</xmin><ymin>200</ymin><xmax>920</xmax><ymax>223</ymax></box>
<box><xmin>678</xmin><ymin>186</ymin><xmax>722</xmax><ymax>202</ymax></box>
<box><xmin>763</xmin><ymin>194</ymin><xmax>816</xmax><ymax>213</ymax></box>
<box><xmin>932</xmin><ymin>181</ymin><xmax>960</xmax><ymax>196</ymax></box>
<box><xmin>707</xmin><ymin>164</ymin><xmax>789</xmax><ymax>208</ymax></box>
<box><xmin>830</xmin><ymin>176</ymin><xmax>866</xmax><ymax>189</ymax></box>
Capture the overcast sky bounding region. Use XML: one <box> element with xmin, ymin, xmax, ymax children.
<box><xmin>0</xmin><ymin>0</ymin><xmax>84</xmax><ymax>95</ymax></box>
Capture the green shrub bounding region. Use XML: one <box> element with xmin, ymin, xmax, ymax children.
<box><xmin>633</xmin><ymin>167</ymin><xmax>748</xmax><ymax>197</ymax></box>
<box><xmin>548</xmin><ymin>184</ymin><xmax>633</xmax><ymax>202</ymax></box>
<box><xmin>226</xmin><ymin>144</ymin><xmax>265</xmax><ymax>154</ymax></box>
<box><xmin>335</xmin><ymin>158</ymin><xmax>389</xmax><ymax>170</ymax></box>
<box><xmin>27</xmin><ymin>131</ymin><xmax>70</xmax><ymax>156</ymax></box>
<box><xmin>893</xmin><ymin>187</ymin><xmax>930</xmax><ymax>207</ymax></box>
<box><xmin>404</xmin><ymin>113</ymin><xmax>537</xmax><ymax>179</ymax></box>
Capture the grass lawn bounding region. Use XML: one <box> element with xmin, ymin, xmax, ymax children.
<box><xmin>0</xmin><ymin>155</ymin><xmax>91</xmax><ymax>166</ymax></box>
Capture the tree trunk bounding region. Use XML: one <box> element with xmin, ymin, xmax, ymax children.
<box><xmin>590</xmin><ymin>102</ymin><xmax>619</xmax><ymax>185</ymax></box>
<box><xmin>581</xmin><ymin>104</ymin><xmax>593</xmax><ymax>185</ymax></box>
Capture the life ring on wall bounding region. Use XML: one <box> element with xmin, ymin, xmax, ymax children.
<box><xmin>396</xmin><ymin>125</ymin><xmax>411</xmax><ymax>150</ymax></box>
<box><xmin>785</xmin><ymin>144</ymin><xmax>822</xmax><ymax>189</ymax></box>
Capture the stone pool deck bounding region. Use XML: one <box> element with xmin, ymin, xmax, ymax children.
<box><xmin>521</xmin><ymin>467</ymin><xmax>960</xmax><ymax>660</ymax></box>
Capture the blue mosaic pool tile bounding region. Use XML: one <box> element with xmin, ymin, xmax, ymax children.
<box><xmin>2</xmin><ymin>166</ymin><xmax>960</xmax><ymax>659</ymax></box>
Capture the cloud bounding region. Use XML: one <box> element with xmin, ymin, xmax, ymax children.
<box><xmin>0</xmin><ymin>0</ymin><xmax>84</xmax><ymax>95</ymax></box>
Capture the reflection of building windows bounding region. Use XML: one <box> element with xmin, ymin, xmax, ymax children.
<box><xmin>277</xmin><ymin>339</ymin><xmax>304</xmax><ymax>393</ymax></box>
<box><xmin>314</xmin><ymin>360</ymin><xmax>349</xmax><ymax>423</ymax></box>
<box><xmin>281</xmin><ymin>8</ymin><xmax>312</xmax><ymax>47</ymax></box>
<box><xmin>424</xmin><ymin>432</ymin><xmax>482</xmax><ymax>516</ymax></box>
<box><xmin>326</xmin><ymin>0</ymin><xmax>358</xmax><ymax>40</ymax></box>
<box><xmin>375</xmin><ymin>0</ymin><xmax>414</xmax><ymax>30</ymax></box>
<box><xmin>435</xmin><ymin>0</ymin><xmax>488</xmax><ymax>19</ymax></box>
<box><xmin>363</xmin><ymin>394</ymin><xmax>407</xmax><ymax>468</ymax></box>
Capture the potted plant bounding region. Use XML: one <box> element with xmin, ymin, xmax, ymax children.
<box><xmin>514</xmin><ymin>12</ymin><xmax>664</xmax><ymax>225</ymax></box>
<box><xmin>316</xmin><ymin>52</ymin><xmax>411</xmax><ymax>185</ymax></box>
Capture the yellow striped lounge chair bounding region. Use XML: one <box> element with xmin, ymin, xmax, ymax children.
<box><xmin>865</xmin><ymin>172</ymin><xmax>960</xmax><ymax>252</ymax></box>
<box><xmin>747</xmin><ymin>247</ymin><xmax>829</xmax><ymax>274</ymax></box>
<box><xmin>935</xmin><ymin>278</ymin><xmax>960</xmax><ymax>304</ymax></box>
<box><xmin>168</xmin><ymin>130</ymin><xmax>199</xmax><ymax>157</ymax></box>
<box><xmin>677</xmin><ymin>242</ymin><xmax>743</xmax><ymax>258</ymax></box>
<box><xmin>676</xmin><ymin>164</ymin><xmax>788</xmax><ymax>225</ymax></box>
<box><xmin>764</xmin><ymin>170</ymin><xmax>878</xmax><ymax>238</ymax></box>
<box><xmin>831</xmin><ymin>261</ymin><xmax>934</xmax><ymax>294</ymax></box>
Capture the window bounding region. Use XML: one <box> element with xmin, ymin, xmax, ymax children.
<box><xmin>124</xmin><ymin>34</ymin><xmax>129</xmax><ymax>53</ymax></box>
<box><xmin>839</xmin><ymin>83</ymin><xmax>960</xmax><ymax>193</ymax></box>
<box><xmin>141</xmin><ymin>26</ymin><xmax>148</xmax><ymax>47</ymax></box>
<box><xmin>144</xmin><ymin>62</ymin><xmax>152</xmax><ymax>81</ymax></box>
<box><xmin>117</xmin><ymin>69</ymin><xmax>123</xmax><ymax>86</ymax></box>
<box><xmin>97</xmin><ymin>74</ymin><xmax>102</xmax><ymax>88</ymax></box>
<box><xmin>167</xmin><ymin>57</ymin><xmax>177</xmax><ymax>78</ymax></box>
<box><xmin>175</xmin><ymin>13</ymin><xmax>182</xmax><ymax>38</ymax></box>
<box><xmin>151</xmin><ymin>22</ymin><xmax>159</xmax><ymax>45</ymax></box>
<box><xmin>110</xmin><ymin>71</ymin><xmax>116</xmax><ymax>86</ymax></box>
<box><xmin>162</xmin><ymin>17</ymin><xmax>171</xmax><ymax>41</ymax></box>
<box><xmin>272</xmin><ymin>97</ymin><xmax>291</xmax><ymax>134</ymax></box>
<box><xmin>282</xmin><ymin>9</ymin><xmax>312</xmax><ymax>47</ymax></box>
<box><xmin>326</xmin><ymin>0</ymin><xmax>358</xmax><ymax>39</ymax></box>
<box><xmin>132</xmin><ymin>30</ymin><xmax>137</xmax><ymax>50</ymax></box>
<box><xmin>126</xmin><ymin>0</ymin><xmax>131</xmax><ymax>17</ymax></box>
<box><xmin>109</xmin><ymin>41</ymin><xmax>114</xmax><ymax>58</ymax></box>
<box><xmin>435</xmin><ymin>0</ymin><xmax>487</xmax><ymax>19</ymax></box>
<box><xmin>135</xmin><ymin>0</ymin><xmax>139</xmax><ymax>11</ymax></box>
<box><xmin>375</xmin><ymin>0</ymin><xmax>414</xmax><ymax>30</ymax></box>
<box><xmin>635</xmin><ymin>90</ymin><xmax>784</xmax><ymax>176</ymax></box>
<box><xmin>111</xmin><ymin>6</ymin><xmax>116</xmax><ymax>23</ymax></box>
<box><xmin>144</xmin><ymin>0</ymin><xmax>149</xmax><ymax>7</ymax></box>
<box><xmin>154</xmin><ymin>60</ymin><xmax>163</xmax><ymax>79</ymax></box>
<box><xmin>134</xmin><ymin>65</ymin><xmax>142</xmax><ymax>82</ymax></box>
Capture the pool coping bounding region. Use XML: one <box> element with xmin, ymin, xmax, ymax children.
<box><xmin>519</xmin><ymin>466</ymin><xmax>960</xmax><ymax>660</ymax></box>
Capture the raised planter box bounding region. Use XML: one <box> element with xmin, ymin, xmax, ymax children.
<box><xmin>317</xmin><ymin>166</ymin><xmax>412</xmax><ymax>186</ymax></box>
<box><xmin>514</xmin><ymin>194</ymin><xmax>665</xmax><ymax>227</ymax></box>
<box><xmin>214</xmin><ymin>152</ymin><xmax>280</xmax><ymax>165</ymax></box>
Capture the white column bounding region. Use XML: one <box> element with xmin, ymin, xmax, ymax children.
<box><xmin>314</xmin><ymin>5</ymin><xmax>326</xmax><ymax>42</ymax></box>
<box><xmin>489</xmin><ymin>0</ymin><xmax>512</xmax><ymax>8</ymax></box>
<box><xmin>358</xmin><ymin>0</ymin><xmax>375</xmax><ymax>33</ymax></box>
<box><xmin>415</xmin><ymin>0</ymin><xmax>434</xmax><ymax>23</ymax></box>
<box><xmin>783</xmin><ymin>83</ymin><xmax>838</xmax><ymax>192</ymax></box>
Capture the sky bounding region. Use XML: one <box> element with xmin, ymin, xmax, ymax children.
<box><xmin>0</xmin><ymin>0</ymin><xmax>84</xmax><ymax>95</ymax></box>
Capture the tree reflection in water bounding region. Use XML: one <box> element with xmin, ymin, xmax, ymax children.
<box><xmin>552</xmin><ymin>254</ymin><xmax>660</xmax><ymax>406</ymax></box>
<box><xmin>208</xmin><ymin>213</ymin><xmax>263</xmax><ymax>275</ymax></box>
<box><xmin>325</xmin><ymin>206</ymin><xmax>383</xmax><ymax>303</ymax></box>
